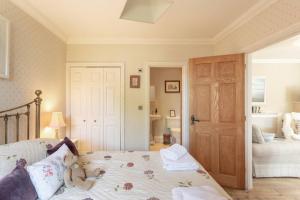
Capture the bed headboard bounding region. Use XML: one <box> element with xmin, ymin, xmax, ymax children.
<box><xmin>0</xmin><ymin>90</ymin><xmax>42</xmax><ymax>144</ymax></box>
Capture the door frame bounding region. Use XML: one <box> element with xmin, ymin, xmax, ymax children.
<box><xmin>144</xmin><ymin>61</ymin><xmax>189</xmax><ymax>150</ymax></box>
<box><xmin>66</xmin><ymin>62</ymin><xmax>125</xmax><ymax>150</ymax></box>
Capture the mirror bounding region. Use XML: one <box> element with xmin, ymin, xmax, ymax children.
<box><xmin>0</xmin><ymin>15</ymin><xmax>9</xmax><ymax>79</ymax></box>
<box><xmin>252</xmin><ymin>76</ymin><xmax>266</xmax><ymax>104</ymax></box>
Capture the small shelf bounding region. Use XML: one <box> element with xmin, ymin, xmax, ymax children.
<box><xmin>252</xmin><ymin>113</ymin><xmax>279</xmax><ymax>118</ymax></box>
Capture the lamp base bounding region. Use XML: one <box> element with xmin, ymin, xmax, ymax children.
<box><xmin>55</xmin><ymin>129</ymin><xmax>59</xmax><ymax>139</ymax></box>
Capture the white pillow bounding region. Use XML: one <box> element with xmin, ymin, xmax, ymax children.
<box><xmin>252</xmin><ymin>125</ymin><xmax>265</xmax><ymax>144</ymax></box>
<box><xmin>27</xmin><ymin>144</ymin><xmax>71</xmax><ymax>200</ymax></box>
<box><xmin>0</xmin><ymin>139</ymin><xmax>59</xmax><ymax>179</ymax></box>
<box><xmin>282</xmin><ymin>113</ymin><xmax>295</xmax><ymax>139</ymax></box>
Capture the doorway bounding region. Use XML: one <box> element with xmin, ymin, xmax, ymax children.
<box><xmin>145</xmin><ymin>62</ymin><xmax>189</xmax><ymax>151</ymax></box>
<box><xmin>245</xmin><ymin>34</ymin><xmax>300</xmax><ymax>191</ymax></box>
<box><xmin>149</xmin><ymin>67</ymin><xmax>182</xmax><ymax>151</ymax></box>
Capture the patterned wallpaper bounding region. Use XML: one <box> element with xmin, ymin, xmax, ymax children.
<box><xmin>215</xmin><ymin>0</ymin><xmax>300</xmax><ymax>54</ymax></box>
<box><xmin>0</xmin><ymin>0</ymin><xmax>66</xmax><ymax>142</ymax></box>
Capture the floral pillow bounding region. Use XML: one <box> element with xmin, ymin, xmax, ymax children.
<box><xmin>27</xmin><ymin>144</ymin><xmax>72</xmax><ymax>200</ymax></box>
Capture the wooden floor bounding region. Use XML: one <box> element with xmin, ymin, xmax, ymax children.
<box><xmin>225</xmin><ymin>178</ymin><xmax>300</xmax><ymax>200</ymax></box>
<box><xmin>149</xmin><ymin>143</ymin><xmax>170</xmax><ymax>151</ymax></box>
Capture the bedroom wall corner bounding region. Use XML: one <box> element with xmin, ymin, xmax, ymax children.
<box><xmin>0</xmin><ymin>0</ymin><xmax>66</xmax><ymax>139</ymax></box>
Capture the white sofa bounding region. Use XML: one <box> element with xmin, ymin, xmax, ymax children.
<box><xmin>253</xmin><ymin>138</ymin><xmax>300</xmax><ymax>177</ymax></box>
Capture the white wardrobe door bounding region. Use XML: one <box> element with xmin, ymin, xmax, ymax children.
<box><xmin>70</xmin><ymin>67</ymin><xmax>121</xmax><ymax>152</ymax></box>
<box><xmin>85</xmin><ymin>68</ymin><xmax>104</xmax><ymax>151</ymax></box>
<box><xmin>70</xmin><ymin>68</ymin><xmax>89</xmax><ymax>152</ymax></box>
<box><xmin>103</xmin><ymin>68</ymin><xmax>121</xmax><ymax>150</ymax></box>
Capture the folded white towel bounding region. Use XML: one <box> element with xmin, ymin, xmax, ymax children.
<box><xmin>160</xmin><ymin>144</ymin><xmax>188</xmax><ymax>160</ymax></box>
<box><xmin>292</xmin><ymin>134</ymin><xmax>300</xmax><ymax>140</ymax></box>
<box><xmin>160</xmin><ymin>151</ymin><xmax>199</xmax><ymax>171</ymax></box>
<box><xmin>172</xmin><ymin>186</ymin><xmax>227</xmax><ymax>200</ymax></box>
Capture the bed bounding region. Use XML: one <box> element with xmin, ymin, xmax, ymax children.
<box><xmin>253</xmin><ymin>138</ymin><xmax>300</xmax><ymax>177</ymax></box>
<box><xmin>0</xmin><ymin>90</ymin><xmax>231</xmax><ymax>200</ymax></box>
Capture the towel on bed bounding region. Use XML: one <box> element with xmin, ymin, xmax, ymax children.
<box><xmin>172</xmin><ymin>186</ymin><xmax>227</xmax><ymax>200</ymax></box>
<box><xmin>160</xmin><ymin>144</ymin><xmax>187</xmax><ymax>160</ymax></box>
<box><xmin>160</xmin><ymin>151</ymin><xmax>199</xmax><ymax>171</ymax></box>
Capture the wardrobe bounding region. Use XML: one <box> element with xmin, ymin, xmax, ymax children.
<box><xmin>70</xmin><ymin>67</ymin><xmax>121</xmax><ymax>152</ymax></box>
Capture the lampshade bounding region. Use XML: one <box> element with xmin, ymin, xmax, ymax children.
<box><xmin>49</xmin><ymin>112</ymin><xmax>66</xmax><ymax>129</ymax></box>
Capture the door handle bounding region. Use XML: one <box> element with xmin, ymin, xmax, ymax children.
<box><xmin>191</xmin><ymin>115</ymin><xmax>200</xmax><ymax>125</ymax></box>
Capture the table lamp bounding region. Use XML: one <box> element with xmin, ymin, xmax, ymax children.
<box><xmin>49</xmin><ymin>112</ymin><xmax>66</xmax><ymax>139</ymax></box>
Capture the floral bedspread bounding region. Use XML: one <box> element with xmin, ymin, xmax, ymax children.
<box><xmin>50</xmin><ymin>151</ymin><xmax>231</xmax><ymax>200</ymax></box>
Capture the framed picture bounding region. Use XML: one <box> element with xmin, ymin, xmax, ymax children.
<box><xmin>170</xmin><ymin>110</ymin><xmax>176</xmax><ymax>117</ymax></box>
<box><xmin>165</xmin><ymin>80</ymin><xmax>180</xmax><ymax>93</ymax></box>
<box><xmin>0</xmin><ymin>15</ymin><xmax>9</xmax><ymax>79</ymax></box>
<box><xmin>252</xmin><ymin>76</ymin><xmax>266</xmax><ymax>105</ymax></box>
<box><xmin>130</xmin><ymin>75</ymin><xmax>140</xmax><ymax>88</ymax></box>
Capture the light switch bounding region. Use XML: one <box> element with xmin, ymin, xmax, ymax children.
<box><xmin>138</xmin><ymin>105</ymin><xmax>143</xmax><ymax>110</ymax></box>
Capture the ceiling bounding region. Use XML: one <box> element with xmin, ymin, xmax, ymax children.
<box><xmin>10</xmin><ymin>0</ymin><xmax>275</xmax><ymax>44</ymax></box>
<box><xmin>252</xmin><ymin>34</ymin><xmax>300</xmax><ymax>61</ymax></box>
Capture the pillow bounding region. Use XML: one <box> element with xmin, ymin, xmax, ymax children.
<box><xmin>252</xmin><ymin>125</ymin><xmax>265</xmax><ymax>144</ymax></box>
<box><xmin>27</xmin><ymin>144</ymin><xmax>71</xmax><ymax>200</ymax></box>
<box><xmin>0</xmin><ymin>161</ymin><xmax>38</xmax><ymax>200</ymax></box>
<box><xmin>47</xmin><ymin>137</ymin><xmax>79</xmax><ymax>156</ymax></box>
<box><xmin>282</xmin><ymin>113</ymin><xmax>295</xmax><ymax>139</ymax></box>
<box><xmin>0</xmin><ymin>139</ymin><xmax>59</xmax><ymax>179</ymax></box>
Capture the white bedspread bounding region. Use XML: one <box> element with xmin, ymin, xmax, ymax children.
<box><xmin>50</xmin><ymin>151</ymin><xmax>231</xmax><ymax>200</ymax></box>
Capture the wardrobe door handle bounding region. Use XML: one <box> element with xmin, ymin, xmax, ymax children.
<box><xmin>83</xmin><ymin>120</ymin><xmax>86</xmax><ymax>123</ymax></box>
<box><xmin>94</xmin><ymin>120</ymin><xmax>97</xmax><ymax>123</ymax></box>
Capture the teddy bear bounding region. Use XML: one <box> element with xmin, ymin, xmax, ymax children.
<box><xmin>63</xmin><ymin>152</ymin><xmax>102</xmax><ymax>190</ymax></box>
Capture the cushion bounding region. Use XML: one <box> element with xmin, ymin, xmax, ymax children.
<box><xmin>252</xmin><ymin>125</ymin><xmax>265</xmax><ymax>144</ymax></box>
<box><xmin>0</xmin><ymin>139</ymin><xmax>59</xmax><ymax>179</ymax></box>
<box><xmin>0</xmin><ymin>161</ymin><xmax>38</xmax><ymax>200</ymax></box>
<box><xmin>47</xmin><ymin>137</ymin><xmax>79</xmax><ymax>156</ymax></box>
<box><xmin>282</xmin><ymin>113</ymin><xmax>295</xmax><ymax>139</ymax></box>
<box><xmin>27</xmin><ymin>144</ymin><xmax>71</xmax><ymax>200</ymax></box>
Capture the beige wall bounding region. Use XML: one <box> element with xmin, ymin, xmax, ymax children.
<box><xmin>67</xmin><ymin>44</ymin><xmax>213</xmax><ymax>150</ymax></box>
<box><xmin>252</xmin><ymin>63</ymin><xmax>300</xmax><ymax>113</ymax></box>
<box><xmin>0</xmin><ymin>0</ymin><xmax>66</xmax><ymax>142</ymax></box>
<box><xmin>215</xmin><ymin>0</ymin><xmax>300</xmax><ymax>55</ymax></box>
<box><xmin>150</xmin><ymin>68</ymin><xmax>181</xmax><ymax>140</ymax></box>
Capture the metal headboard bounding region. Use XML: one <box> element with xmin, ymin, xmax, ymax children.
<box><xmin>0</xmin><ymin>90</ymin><xmax>42</xmax><ymax>144</ymax></box>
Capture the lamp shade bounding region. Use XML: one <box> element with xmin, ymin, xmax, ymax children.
<box><xmin>49</xmin><ymin>112</ymin><xmax>66</xmax><ymax>129</ymax></box>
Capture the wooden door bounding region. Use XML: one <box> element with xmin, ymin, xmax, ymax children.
<box><xmin>189</xmin><ymin>54</ymin><xmax>245</xmax><ymax>189</ymax></box>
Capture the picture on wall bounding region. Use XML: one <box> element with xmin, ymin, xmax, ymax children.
<box><xmin>130</xmin><ymin>75</ymin><xmax>140</xmax><ymax>88</ymax></box>
<box><xmin>170</xmin><ymin>110</ymin><xmax>176</xmax><ymax>117</ymax></box>
<box><xmin>0</xmin><ymin>15</ymin><xmax>9</xmax><ymax>79</ymax></box>
<box><xmin>252</xmin><ymin>76</ymin><xmax>266</xmax><ymax>104</ymax></box>
<box><xmin>165</xmin><ymin>80</ymin><xmax>180</xmax><ymax>93</ymax></box>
